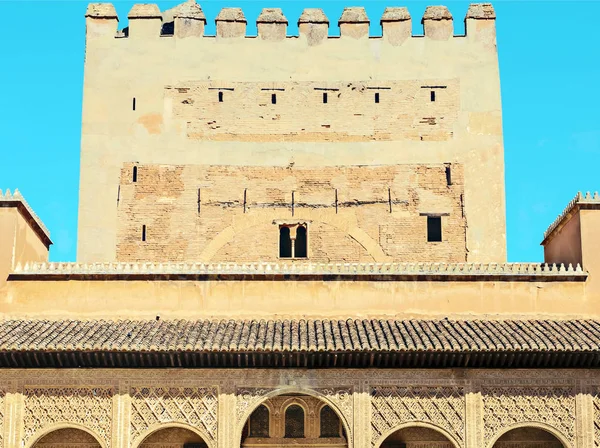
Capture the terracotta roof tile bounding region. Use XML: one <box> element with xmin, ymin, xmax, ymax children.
<box><xmin>0</xmin><ymin>318</ymin><xmax>599</xmax><ymax>356</ymax></box>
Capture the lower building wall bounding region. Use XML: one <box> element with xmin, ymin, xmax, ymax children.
<box><xmin>0</xmin><ymin>368</ymin><xmax>598</xmax><ymax>448</ymax></box>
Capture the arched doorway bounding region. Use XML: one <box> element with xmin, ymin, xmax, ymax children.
<box><xmin>241</xmin><ymin>394</ymin><xmax>347</xmax><ymax>448</ymax></box>
<box><xmin>379</xmin><ymin>426</ymin><xmax>457</xmax><ymax>448</ymax></box>
<box><xmin>32</xmin><ymin>428</ymin><xmax>102</xmax><ymax>448</ymax></box>
<box><xmin>138</xmin><ymin>427</ymin><xmax>209</xmax><ymax>448</ymax></box>
<box><xmin>492</xmin><ymin>427</ymin><xmax>565</xmax><ymax>447</ymax></box>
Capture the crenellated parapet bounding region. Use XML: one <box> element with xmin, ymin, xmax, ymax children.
<box><xmin>85</xmin><ymin>1</ymin><xmax>496</xmax><ymax>44</ymax></box>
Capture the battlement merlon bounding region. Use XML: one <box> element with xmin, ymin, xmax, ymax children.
<box><xmin>85</xmin><ymin>2</ymin><xmax>496</xmax><ymax>44</ymax></box>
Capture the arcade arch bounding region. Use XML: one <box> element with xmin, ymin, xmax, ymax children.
<box><xmin>241</xmin><ymin>394</ymin><xmax>347</xmax><ymax>448</ymax></box>
<box><xmin>32</xmin><ymin>427</ymin><xmax>102</xmax><ymax>448</ymax></box>
<box><xmin>136</xmin><ymin>426</ymin><xmax>209</xmax><ymax>448</ymax></box>
<box><xmin>378</xmin><ymin>424</ymin><xmax>458</xmax><ymax>448</ymax></box>
<box><xmin>492</xmin><ymin>426</ymin><xmax>566</xmax><ymax>448</ymax></box>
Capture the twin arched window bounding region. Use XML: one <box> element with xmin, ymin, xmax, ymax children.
<box><xmin>279</xmin><ymin>225</ymin><xmax>307</xmax><ymax>258</ymax></box>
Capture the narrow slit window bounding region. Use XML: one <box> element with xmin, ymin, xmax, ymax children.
<box><xmin>427</xmin><ymin>216</ymin><xmax>442</xmax><ymax>242</ymax></box>
<box><xmin>279</xmin><ymin>226</ymin><xmax>292</xmax><ymax>258</ymax></box>
<box><xmin>132</xmin><ymin>97</ymin><xmax>136</xmax><ymax>111</ymax></box>
<box><xmin>430</xmin><ymin>90</ymin><xmax>436</xmax><ymax>102</ymax></box>
<box><xmin>271</xmin><ymin>93</ymin><xmax>277</xmax><ymax>104</ymax></box>
<box><xmin>323</xmin><ymin>92</ymin><xmax>328</xmax><ymax>104</ymax></box>
<box><xmin>375</xmin><ymin>92</ymin><xmax>380</xmax><ymax>104</ymax></box>
<box><xmin>295</xmin><ymin>225</ymin><xmax>307</xmax><ymax>258</ymax></box>
<box><xmin>218</xmin><ymin>91</ymin><xmax>224</xmax><ymax>102</ymax></box>
<box><xmin>445</xmin><ymin>166</ymin><xmax>452</xmax><ymax>186</ymax></box>
<box><xmin>141</xmin><ymin>225</ymin><xmax>146</xmax><ymax>242</ymax></box>
<box><xmin>132</xmin><ymin>166</ymin><xmax>138</xmax><ymax>183</ymax></box>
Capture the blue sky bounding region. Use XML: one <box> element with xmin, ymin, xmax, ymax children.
<box><xmin>1</xmin><ymin>1</ymin><xmax>598</xmax><ymax>262</ymax></box>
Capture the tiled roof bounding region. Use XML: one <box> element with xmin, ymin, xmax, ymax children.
<box><xmin>0</xmin><ymin>318</ymin><xmax>598</xmax><ymax>368</ymax></box>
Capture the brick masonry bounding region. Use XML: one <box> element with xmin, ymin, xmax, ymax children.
<box><xmin>116</xmin><ymin>163</ymin><xmax>466</xmax><ymax>263</ymax></box>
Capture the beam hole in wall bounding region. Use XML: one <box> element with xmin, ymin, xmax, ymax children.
<box><xmin>142</xmin><ymin>224</ymin><xmax>146</xmax><ymax>242</ymax></box>
<box><xmin>427</xmin><ymin>216</ymin><xmax>442</xmax><ymax>242</ymax></box>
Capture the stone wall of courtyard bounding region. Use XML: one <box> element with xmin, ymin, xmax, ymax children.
<box><xmin>0</xmin><ymin>369</ymin><xmax>598</xmax><ymax>448</ymax></box>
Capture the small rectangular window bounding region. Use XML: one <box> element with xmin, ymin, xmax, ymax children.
<box><xmin>427</xmin><ymin>216</ymin><xmax>442</xmax><ymax>242</ymax></box>
<box><xmin>132</xmin><ymin>97</ymin><xmax>136</xmax><ymax>111</ymax></box>
<box><xmin>271</xmin><ymin>93</ymin><xmax>277</xmax><ymax>104</ymax></box>
<box><xmin>218</xmin><ymin>91</ymin><xmax>223</xmax><ymax>102</ymax></box>
<box><xmin>445</xmin><ymin>166</ymin><xmax>452</xmax><ymax>186</ymax></box>
<box><xmin>375</xmin><ymin>92</ymin><xmax>380</xmax><ymax>103</ymax></box>
<box><xmin>430</xmin><ymin>91</ymin><xmax>436</xmax><ymax>102</ymax></box>
<box><xmin>141</xmin><ymin>225</ymin><xmax>146</xmax><ymax>242</ymax></box>
<box><xmin>323</xmin><ymin>92</ymin><xmax>328</xmax><ymax>104</ymax></box>
<box><xmin>132</xmin><ymin>166</ymin><xmax>138</xmax><ymax>183</ymax></box>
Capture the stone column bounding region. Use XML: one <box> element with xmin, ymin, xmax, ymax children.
<box><xmin>465</xmin><ymin>383</ymin><xmax>484</xmax><ymax>448</ymax></box>
<box><xmin>217</xmin><ymin>384</ymin><xmax>236</xmax><ymax>448</ymax></box>
<box><xmin>4</xmin><ymin>390</ymin><xmax>24</xmax><ymax>448</ymax></box>
<box><xmin>352</xmin><ymin>382</ymin><xmax>370</xmax><ymax>448</ymax></box>
<box><xmin>112</xmin><ymin>384</ymin><xmax>131</xmax><ymax>448</ymax></box>
<box><xmin>575</xmin><ymin>388</ymin><xmax>595</xmax><ymax>448</ymax></box>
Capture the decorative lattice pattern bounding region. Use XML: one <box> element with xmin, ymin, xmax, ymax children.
<box><xmin>482</xmin><ymin>386</ymin><xmax>575</xmax><ymax>445</ymax></box>
<box><xmin>130</xmin><ymin>386</ymin><xmax>218</xmax><ymax>445</ymax></box>
<box><xmin>285</xmin><ymin>405</ymin><xmax>305</xmax><ymax>438</ymax></box>
<box><xmin>370</xmin><ymin>386</ymin><xmax>465</xmax><ymax>447</ymax></box>
<box><xmin>320</xmin><ymin>405</ymin><xmax>340</xmax><ymax>438</ymax></box>
<box><xmin>23</xmin><ymin>387</ymin><xmax>112</xmax><ymax>446</ymax></box>
<box><xmin>249</xmin><ymin>405</ymin><xmax>269</xmax><ymax>438</ymax></box>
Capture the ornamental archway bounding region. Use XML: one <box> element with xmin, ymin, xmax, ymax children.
<box><xmin>378</xmin><ymin>423</ymin><xmax>459</xmax><ymax>448</ymax></box>
<box><xmin>240</xmin><ymin>393</ymin><xmax>348</xmax><ymax>448</ymax></box>
<box><xmin>492</xmin><ymin>426</ymin><xmax>566</xmax><ymax>448</ymax></box>
<box><xmin>136</xmin><ymin>425</ymin><xmax>209</xmax><ymax>448</ymax></box>
<box><xmin>32</xmin><ymin>427</ymin><xmax>103</xmax><ymax>448</ymax></box>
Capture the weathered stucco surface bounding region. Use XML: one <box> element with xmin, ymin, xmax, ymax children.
<box><xmin>78</xmin><ymin>5</ymin><xmax>506</xmax><ymax>264</ymax></box>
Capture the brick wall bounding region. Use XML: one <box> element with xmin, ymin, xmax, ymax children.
<box><xmin>167</xmin><ymin>79</ymin><xmax>460</xmax><ymax>142</ymax></box>
<box><xmin>116</xmin><ymin>163</ymin><xmax>466</xmax><ymax>262</ymax></box>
